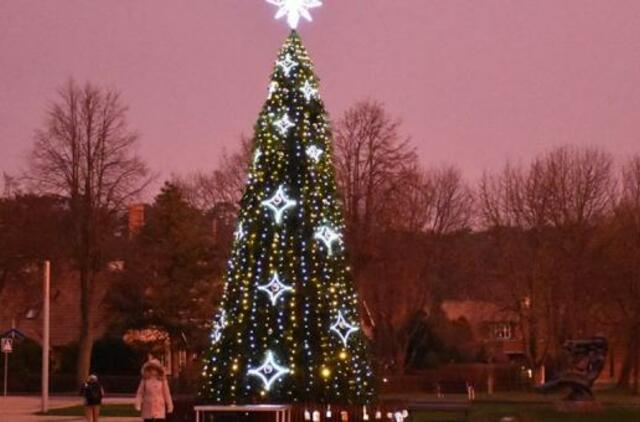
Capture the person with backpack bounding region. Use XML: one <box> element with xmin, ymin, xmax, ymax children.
<box><xmin>134</xmin><ymin>359</ymin><xmax>174</xmax><ymax>422</ymax></box>
<box><xmin>79</xmin><ymin>374</ymin><xmax>104</xmax><ymax>422</ymax></box>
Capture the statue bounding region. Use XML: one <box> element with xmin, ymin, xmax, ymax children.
<box><xmin>536</xmin><ymin>337</ymin><xmax>608</xmax><ymax>401</ymax></box>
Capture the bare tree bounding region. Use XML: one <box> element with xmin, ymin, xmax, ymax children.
<box><xmin>359</xmin><ymin>231</ymin><xmax>431</xmax><ymax>372</ymax></box>
<box><xmin>477</xmin><ymin>146</ymin><xmax>615</xmax><ymax>382</ymax></box>
<box><xmin>411</xmin><ymin>166</ymin><xmax>474</xmax><ymax>234</ymax></box>
<box><xmin>478</xmin><ymin>162</ymin><xmax>554</xmax><ymax>380</ymax></box>
<box><xmin>595</xmin><ymin>155</ymin><xmax>640</xmax><ymax>391</ymax></box>
<box><xmin>544</xmin><ymin>146</ymin><xmax>614</xmax><ymax>227</ymax></box>
<box><xmin>2</xmin><ymin>173</ymin><xmax>21</xmax><ymax>197</ymax></box>
<box><xmin>175</xmin><ymin>136</ymin><xmax>251</xmax><ymax>212</ymax></box>
<box><xmin>334</xmin><ymin>100</ymin><xmax>416</xmax><ymax>250</ymax></box>
<box><xmin>28</xmin><ymin>80</ymin><xmax>150</xmax><ymax>383</ymax></box>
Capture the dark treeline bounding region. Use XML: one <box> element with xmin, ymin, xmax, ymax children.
<box><xmin>2</xmin><ymin>82</ymin><xmax>640</xmax><ymax>390</ymax></box>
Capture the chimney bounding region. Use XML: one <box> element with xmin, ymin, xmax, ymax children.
<box><xmin>128</xmin><ymin>204</ymin><xmax>145</xmax><ymax>237</ymax></box>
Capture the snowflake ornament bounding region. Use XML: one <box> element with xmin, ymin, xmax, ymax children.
<box><xmin>314</xmin><ymin>225</ymin><xmax>341</xmax><ymax>255</ymax></box>
<box><xmin>210</xmin><ymin>310</ymin><xmax>228</xmax><ymax>344</ymax></box>
<box><xmin>330</xmin><ymin>311</ymin><xmax>359</xmax><ymax>347</ymax></box>
<box><xmin>300</xmin><ymin>80</ymin><xmax>317</xmax><ymax>103</ymax></box>
<box><xmin>276</xmin><ymin>53</ymin><xmax>298</xmax><ymax>77</ymax></box>
<box><xmin>253</xmin><ymin>148</ymin><xmax>262</xmax><ymax>166</ymax></box>
<box><xmin>262</xmin><ymin>185</ymin><xmax>297</xmax><ymax>224</ymax></box>
<box><xmin>274</xmin><ymin>113</ymin><xmax>295</xmax><ymax>136</ymax></box>
<box><xmin>248</xmin><ymin>351</ymin><xmax>291</xmax><ymax>390</ymax></box>
<box><xmin>234</xmin><ymin>223</ymin><xmax>246</xmax><ymax>241</ymax></box>
<box><xmin>268</xmin><ymin>81</ymin><xmax>279</xmax><ymax>99</ymax></box>
<box><xmin>258</xmin><ymin>273</ymin><xmax>294</xmax><ymax>305</ymax></box>
<box><xmin>305</xmin><ymin>145</ymin><xmax>323</xmax><ymax>163</ymax></box>
<box><xmin>266</xmin><ymin>0</ymin><xmax>323</xmax><ymax>29</ymax></box>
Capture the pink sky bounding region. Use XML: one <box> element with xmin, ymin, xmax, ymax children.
<box><xmin>1</xmin><ymin>0</ymin><xmax>640</xmax><ymax>185</ymax></box>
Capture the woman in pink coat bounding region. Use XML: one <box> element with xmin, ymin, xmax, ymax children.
<box><xmin>134</xmin><ymin>359</ymin><xmax>174</xmax><ymax>422</ymax></box>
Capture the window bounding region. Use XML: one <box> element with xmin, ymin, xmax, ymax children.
<box><xmin>492</xmin><ymin>322</ymin><xmax>513</xmax><ymax>340</ymax></box>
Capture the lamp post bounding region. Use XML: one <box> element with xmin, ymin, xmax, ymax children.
<box><xmin>41</xmin><ymin>261</ymin><xmax>50</xmax><ymax>413</ymax></box>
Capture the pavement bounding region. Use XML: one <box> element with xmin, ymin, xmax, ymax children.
<box><xmin>0</xmin><ymin>395</ymin><xmax>138</xmax><ymax>422</ymax></box>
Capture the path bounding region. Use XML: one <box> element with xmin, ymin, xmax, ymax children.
<box><xmin>0</xmin><ymin>395</ymin><xmax>138</xmax><ymax>422</ymax></box>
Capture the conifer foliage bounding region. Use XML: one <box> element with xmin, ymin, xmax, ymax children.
<box><xmin>201</xmin><ymin>31</ymin><xmax>376</xmax><ymax>405</ymax></box>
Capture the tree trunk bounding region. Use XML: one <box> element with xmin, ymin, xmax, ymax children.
<box><xmin>617</xmin><ymin>352</ymin><xmax>632</xmax><ymax>389</ymax></box>
<box><xmin>617</xmin><ymin>329</ymin><xmax>638</xmax><ymax>389</ymax></box>
<box><xmin>634</xmin><ymin>327</ymin><xmax>640</xmax><ymax>394</ymax></box>
<box><xmin>533</xmin><ymin>364</ymin><xmax>546</xmax><ymax>385</ymax></box>
<box><xmin>76</xmin><ymin>267</ymin><xmax>94</xmax><ymax>385</ymax></box>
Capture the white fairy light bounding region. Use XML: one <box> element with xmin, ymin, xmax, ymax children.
<box><xmin>253</xmin><ymin>148</ymin><xmax>262</xmax><ymax>166</ymax></box>
<box><xmin>300</xmin><ymin>80</ymin><xmax>317</xmax><ymax>102</ymax></box>
<box><xmin>211</xmin><ymin>310</ymin><xmax>227</xmax><ymax>344</ymax></box>
<box><xmin>258</xmin><ymin>272</ymin><xmax>294</xmax><ymax>305</ymax></box>
<box><xmin>247</xmin><ymin>351</ymin><xmax>290</xmax><ymax>390</ymax></box>
<box><xmin>262</xmin><ymin>185</ymin><xmax>297</xmax><ymax>224</ymax></box>
<box><xmin>234</xmin><ymin>223</ymin><xmax>246</xmax><ymax>241</ymax></box>
<box><xmin>268</xmin><ymin>81</ymin><xmax>278</xmax><ymax>98</ymax></box>
<box><xmin>330</xmin><ymin>311</ymin><xmax>359</xmax><ymax>347</ymax></box>
<box><xmin>314</xmin><ymin>225</ymin><xmax>341</xmax><ymax>255</ymax></box>
<box><xmin>276</xmin><ymin>53</ymin><xmax>298</xmax><ymax>77</ymax></box>
<box><xmin>274</xmin><ymin>113</ymin><xmax>295</xmax><ymax>136</ymax></box>
<box><xmin>305</xmin><ymin>145</ymin><xmax>323</xmax><ymax>163</ymax></box>
<box><xmin>266</xmin><ymin>0</ymin><xmax>322</xmax><ymax>29</ymax></box>
<box><xmin>211</xmin><ymin>327</ymin><xmax>222</xmax><ymax>344</ymax></box>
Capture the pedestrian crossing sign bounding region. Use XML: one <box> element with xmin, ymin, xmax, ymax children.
<box><xmin>1</xmin><ymin>337</ymin><xmax>12</xmax><ymax>353</ymax></box>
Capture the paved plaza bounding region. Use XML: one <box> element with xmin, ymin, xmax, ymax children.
<box><xmin>0</xmin><ymin>396</ymin><xmax>137</xmax><ymax>422</ymax></box>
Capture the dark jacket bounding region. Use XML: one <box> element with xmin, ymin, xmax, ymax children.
<box><xmin>80</xmin><ymin>379</ymin><xmax>104</xmax><ymax>406</ymax></box>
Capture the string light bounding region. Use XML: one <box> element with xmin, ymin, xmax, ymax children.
<box><xmin>268</xmin><ymin>82</ymin><xmax>278</xmax><ymax>99</ymax></box>
<box><xmin>210</xmin><ymin>310</ymin><xmax>227</xmax><ymax>344</ymax></box>
<box><xmin>234</xmin><ymin>223</ymin><xmax>246</xmax><ymax>241</ymax></box>
<box><xmin>201</xmin><ymin>28</ymin><xmax>376</xmax><ymax>407</ymax></box>
<box><xmin>253</xmin><ymin>148</ymin><xmax>262</xmax><ymax>166</ymax></box>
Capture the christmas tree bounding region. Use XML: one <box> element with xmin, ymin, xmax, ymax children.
<box><xmin>201</xmin><ymin>5</ymin><xmax>376</xmax><ymax>406</ymax></box>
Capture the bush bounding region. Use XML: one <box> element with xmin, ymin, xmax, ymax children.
<box><xmin>0</xmin><ymin>337</ymin><xmax>42</xmax><ymax>392</ymax></box>
<box><xmin>92</xmin><ymin>337</ymin><xmax>142</xmax><ymax>375</ymax></box>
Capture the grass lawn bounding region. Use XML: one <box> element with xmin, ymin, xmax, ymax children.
<box><xmin>413</xmin><ymin>402</ymin><xmax>640</xmax><ymax>421</ymax></box>
<box><xmin>404</xmin><ymin>389</ymin><xmax>640</xmax><ymax>421</ymax></box>
<box><xmin>38</xmin><ymin>391</ymin><xmax>640</xmax><ymax>421</ymax></box>
<box><xmin>38</xmin><ymin>404</ymin><xmax>138</xmax><ymax>417</ymax></box>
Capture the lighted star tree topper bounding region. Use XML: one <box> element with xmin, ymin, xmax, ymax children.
<box><xmin>200</xmin><ymin>0</ymin><xmax>376</xmax><ymax>405</ymax></box>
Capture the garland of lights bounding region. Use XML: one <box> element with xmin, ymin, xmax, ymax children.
<box><xmin>234</xmin><ymin>223</ymin><xmax>246</xmax><ymax>242</ymax></box>
<box><xmin>200</xmin><ymin>0</ymin><xmax>376</xmax><ymax>407</ymax></box>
